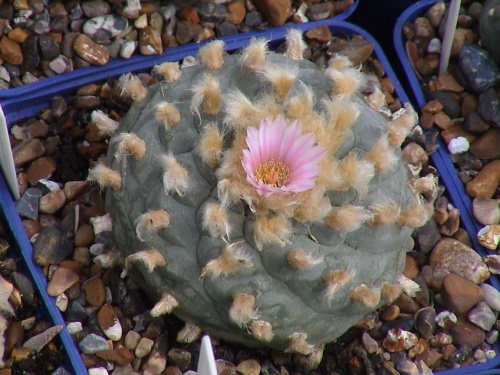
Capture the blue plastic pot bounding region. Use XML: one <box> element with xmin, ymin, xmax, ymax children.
<box><xmin>394</xmin><ymin>1</ymin><xmax>500</xmax><ymax>374</ymax></box>
<box><xmin>1</xmin><ymin>13</ymin><xmax>498</xmax><ymax>374</ymax></box>
<box><xmin>0</xmin><ymin>0</ymin><xmax>358</xmax><ymax>103</ymax></box>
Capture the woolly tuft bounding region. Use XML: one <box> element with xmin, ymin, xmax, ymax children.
<box><xmin>380</xmin><ymin>282</ymin><xmax>402</xmax><ymax>304</ymax></box>
<box><xmin>364</xmin><ymin>136</ymin><xmax>398</xmax><ymax>173</ymax></box>
<box><xmin>323</xmin><ymin>266</ymin><xmax>354</xmax><ymax>302</ymax></box>
<box><xmin>198</xmin><ymin>40</ymin><xmax>225</xmax><ymax>70</ymax></box>
<box><xmin>286</xmin><ymin>332</ymin><xmax>314</xmax><ymax>355</ymax></box>
<box><xmin>87</xmin><ymin>164</ymin><xmax>122</xmax><ymax>190</ymax></box>
<box><xmin>328</xmin><ymin>55</ymin><xmax>353</xmax><ymax>71</ymax></box>
<box><xmin>368</xmin><ymin>200</ymin><xmax>401</xmax><ymax>227</ymax></box>
<box><xmin>190</xmin><ymin>74</ymin><xmax>221</xmax><ymax>116</ymax></box>
<box><xmin>91</xmin><ymin>110</ymin><xmax>119</xmax><ymax>136</ymax></box>
<box><xmin>293</xmin><ymin>189</ymin><xmax>332</xmax><ymax>223</ymax></box>
<box><xmin>156</xmin><ymin>102</ymin><xmax>181</xmax><ymax>127</ymax></box>
<box><xmin>124</xmin><ymin>248</ymin><xmax>166</xmax><ymax>274</ymax></box>
<box><xmin>177</xmin><ymin>323</ymin><xmax>201</xmax><ymax>344</ymax></box>
<box><xmin>160</xmin><ymin>153</ymin><xmax>190</xmax><ymax>196</ymax></box>
<box><xmin>240</xmin><ymin>37</ymin><xmax>268</xmax><ymax>71</ymax></box>
<box><xmin>397</xmin><ymin>199</ymin><xmax>429</xmax><ymax>228</ymax></box>
<box><xmin>396</xmin><ymin>274</ymin><xmax>421</xmax><ymax>297</ymax></box>
<box><xmin>326</xmin><ymin>205</ymin><xmax>374</xmax><ymax>232</ymax></box>
<box><xmin>366</xmin><ymin>87</ymin><xmax>387</xmax><ymax>111</ymax></box>
<box><xmin>286</xmin><ymin>88</ymin><xmax>314</xmax><ymax>122</ymax></box>
<box><xmin>262</xmin><ymin>65</ymin><xmax>298</xmax><ymax>102</ymax></box>
<box><xmin>202</xmin><ymin>202</ymin><xmax>231</xmax><ymax>240</ymax></box>
<box><xmin>197</xmin><ymin>122</ymin><xmax>224</xmax><ymax>167</ymax></box>
<box><xmin>199</xmin><ymin>242</ymin><xmax>252</xmax><ymax>280</ymax></box>
<box><xmin>229</xmin><ymin>293</ymin><xmax>259</xmax><ymax>327</ymax></box>
<box><xmin>250</xmin><ymin>320</ymin><xmax>274</xmax><ymax>342</ymax></box>
<box><xmin>284</xmin><ymin>29</ymin><xmax>306</xmax><ymax>61</ymax></box>
<box><xmin>326</xmin><ymin>67</ymin><xmax>364</xmax><ymax>98</ymax></box>
<box><xmin>253</xmin><ymin>215</ymin><xmax>292</xmax><ymax>250</ymax></box>
<box><xmin>112</xmin><ymin>132</ymin><xmax>146</xmax><ymax>161</ymax></box>
<box><xmin>118</xmin><ymin>73</ymin><xmax>148</xmax><ymax>102</ymax></box>
<box><xmin>152</xmin><ymin>62</ymin><xmax>182</xmax><ymax>82</ymax></box>
<box><xmin>350</xmin><ymin>284</ymin><xmax>380</xmax><ymax>308</ymax></box>
<box><xmin>150</xmin><ymin>293</ymin><xmax>179</xmax><ymax>317</ymax></box>
<box><xmin>338</xmin><ymin>152</ymin><xmax>375</xmax><ymax>197</ymax></box>
<box><xmin>223</xmin><ymin>90</ymin><xmax>263</xmax><ymax>131</ymax></box>
<box><xmin>287</xmin><ymin>249</ymin><xmax>322</xmax><ymax>269</ymax></box>
<box><xmin>391</xmin><ymin>102</ymin><xmax>418</xmax><ymax>130</ymax></box>
<box><xmin>411</xmin><ymin>174</ymin><xmax>438</xmax><ymax>202</ymax></box>
<box><xmin>135</xmin><ymin>209</ymin><xmax>170</xmax><ymax>242</ymax></box>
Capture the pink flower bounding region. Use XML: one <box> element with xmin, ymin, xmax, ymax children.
<box><xmin>241</xmin><ymin>115</ymin><xmax>327</xmax><ymax>197</ymax></box>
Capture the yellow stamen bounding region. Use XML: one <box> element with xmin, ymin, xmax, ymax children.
<box><xmin>254</xmin><ymin>160</ymin><xmax>290</xmax><ymax>187</ymax></box>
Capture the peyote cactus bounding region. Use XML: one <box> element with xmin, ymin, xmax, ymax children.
<box><xmin>89</xmin><ymin>31</ymin><xmax>434</xmax><ymax>358</ymax></box>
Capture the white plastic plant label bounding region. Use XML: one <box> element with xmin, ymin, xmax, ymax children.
<box><xmin>197</xmin><ymin>335</ymin><xmax>217</xmax><ymax>375</ymax></box>
<box><xmin>0</xmin><ymin>104</ymin><xmax>19</xmax><ymax>200</ymax></box>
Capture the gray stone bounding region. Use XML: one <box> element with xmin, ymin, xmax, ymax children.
<box><xmin>426</xmin><ymin>90</ymin><xmax>461</xmax><ymax>119</ymax></box>
<box><xmin>307</xmin><ymin>3</ymin><xmax>331</xmax><ymax>21</ymax></box>
<box><xmin>217</xmin><ymin>21</ymin><xmax>238</xmax><ymax>37</ymax></box>
<box><xmin>81</xmin><ymin>0</ymin><xmax>111</xmax><ymax>18</ymax></box>
<box><xmin>79</xmin><ymin>333</ymin><xmax>109</xmax><ymax>354</ymax></box>
<box><xmin>194</xmin><ymin>3</ymin><xmax>227</xmax><ymax>22</ymax></box>
<box><xmin>21</xmin><ymin>35</ymin><xmax>40</xmax><ymax>71</ymax></box>
<box><xmin>38</xmin><ymin>36</ymin><xmax>60</xmax><ymax>61</ymax></box>
<box><xmin>468</xmin><ymin>301</ymin><xmax>497</xmax><ymax>331</ymax></box>
<box><xmin>464</xmin><ymin>111</ymin><xmax>491</xmax><ymax>134</ymax></box>
<box><xmin>32</xmin><ymin>226</ymin><xmax>73</xmax><ymax>266</ymax></box>
<box><xmin>49</xmin><ymin>55</ymin><xmax>71</xmax><ymax>74</ymax></box>
<box><xmin>16</xmin><ymin>187</ymin><xmax>42</xmax><ymax>220</ymax></box>
<box><xmin>478</xmin><ymin>88</ymin><xmax>500</xmax><ymax>127</ymax></box>
<box><xmin>83</xmin><ymin>15</ymin><xmax>129</xmax><ymax>43</ymax></box>
<box><xmin>459</xmin><ymin>43</ymin><xmax>500</xmax><ymax>93</ymax></box>
<box><xmin>480</xmin><ymin>283</ymin><xmax>500</xmax><ymax>311</ymax></box>
<box><xmin>11</xmin><ymin>271</ymin><xmax>35</xmax><ymax>306</ymax></box>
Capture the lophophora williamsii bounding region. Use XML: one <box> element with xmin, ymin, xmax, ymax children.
<box><xmin>88</xmin><ymin>30</ymin><xmax>435</xmax><ymax>365</ymax></box>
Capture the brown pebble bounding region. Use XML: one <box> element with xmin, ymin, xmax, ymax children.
<box><xmin>74</xmin><ymin>224</ymin><xmax>95</xmax><ymax>247</ymax></box>
<box><xmin>441</xmin><ymin>273</ymin><xmax>484</xmax><ymax>315</ymax></box>
<box><xmin>46</xmin><ymin>266</ymin><xmax>79</xmax><ymax>296</ymax></box>
<box><xmin>163</xmin><ymin>366</ymin><xmax>182</xmax><ymax>375</ymax></box>
<box><xmin>140</xmin><ymin>26</ymin><xmax>163</xmax><ymax>55</ymax></box>
<box><xmin>461</xmin><ymin>95</ymin><xmax>477</xmax><ymax>117</ymax></box>
<box><xmin>5</xmin><ymin>321</ymin><xmax>24</xmax><ymax>356</ymax></box>
<box><xmin>73</xmin><ymin>33</ymin><xmax>109</xmax><ymax>65</ymax></box>
<box><xmin>415</xmin><ymin>348</ymin><xmax>443</xmax><ymax>368</ymax></box>
<box><xmin>26</xmin><ymin>157</ymin><xmax>57</xmax><ymax>186</ymax></box>
<box><xmin>178</xmin><ymin>6</ymin><xmax>200</xmax><ymax>24</ymax></box>
<box><xmin>39</xmin><ymin>189</ymin><xmax>66</xmax><ymax>214</ymax></box>
<box><xmin>435</xmin><ymin>73</ymin><xmax>464</xmax><ymax>92</ymax></box>
<box><xmin>13</xmin><ymin>139</ymin><xmax>46</xmax><ymax>168</ymax></box>
<box><xmin>226</xmin><ymin>1</ymin><xmax>246</xmax><ymax>25</ymax></box>
<box><xmin>64</xmin><ymin>181</ymin><xmax>91</xmax><ymax>201</ymax></box>
<box><xmin>167</xmin><ymin>348</ymin><xmax>192</xmax><ymax>371</ymax></box>
<box><xmin>96</xmin><ymin>347</ymin><xmax>134</xmax><ymax>366</ymax></box>
<box><xmin>403</xmin><ymin>255</ymin><xmax>419</xmax><ymax>280</ymax></box>
<box><xmin>433</xmin><ymin>111</ymin><xmax>453</xmax><ymax>130</ymax></box>
<box><xmin>236</xmin><ymin>359</ymin><xmax>261</xmax><ymax>375</ymax></box>
<box><xmin>466</xmin><ymin>160</ymin><xmax>500</xmax><ymax>199</ymax></box>
<box><xmin>305</xmin><ymin>25</ymin><xmax>332</xmax><ymax>43</ymax></box>
<box><xmin>81</xmin><ymin>277</ymin><xmax>106</xmax><ymax>306</ymax></box>
<box><xmin>439</xmin><ymin>208</ymin><xmax>460</xmax><ymax>236</ymax></box>
<box><xmin>469</xmin><ymin>128</ymin><xmax>500</xmax><ymax>160</ymax></box>
<box><xmin>429</xmin><ymin>238</ymin><xmax>490</xmax><ymax>284</ymax></box>
<box><xmin>22</xmin><ymin>220</ymin><xmax>42</xmax><ymax>239</ymax></box>
<box><xmin>380</xmin><ymin>305</ymin><xmax>400</xmax><ymax>321</ymax></box>
<box><xmin>422</xmin><ymin>99</ymin><xmax>443</xmax><ymax>114</ymax></box>
<box><xmin>252</xmin><ymin>0</ymin><xmax>291</xmax><ymax>26</ymax></box>
<box><xmin>328</xmin><ymin>38</ymin><xmax>374</xmax><ymax>66</ymax></box>
<box><xmin>0</xmin><ymin>35</ymin><xmax>22</xmax><ymax>65</ymax></box>
<box><xmin>451</xmin><ymin>319</ymin><xmax>486</xmax><ymax>348</ymax></box>
<box><xmin>441</xmin><ymin>124</ymin><xmax>476</xmax><ymax>144</ymax></box>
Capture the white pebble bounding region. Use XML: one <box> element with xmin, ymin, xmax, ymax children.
<box><xmin>134</xmin><ymin>14</ymin><xmax>148</xmax><ymax>28</ymax></box>
<box><xmin>88</xmin><ymin>367</ymin><xmax>108</xmax><ymax>375</ymax></box>
<box><xmin>104</xmin><ymin>317</ymin><xmax>122</xmax><ymax>341</ymax></box>
<box><xmin>480</xmin><ymin>283</ymin><xmax>500</xmax><ymax>311</ymax></box>
<box><xmin>447</xmin><ymin>136</ymin><xmax>470</xmax><ymax>154</ymax></box>
<box><xmin>67</xmin><ymin>321</ymin><xmax>83</xmax><ymax>334</ymax></box>
<box><xmin>89</xmin><ymin>243</ymin><xmax>106</xmax><ymax>256</ymax></box>
<box><xmin>181</xmin><ymin>56</ymin><xmax>197</xmax><ymax>69</ymax></box>
<box><xmin>56</xmin><ymin>293</ymin><xmax>68</xmax><ymax>312</ymax></box>
<box><xmin>120</xmin><ymin>41</ymin><xmax>137</xmax><ymax>59</ymax></box>
<box><xmin>427</xmin><ymin>38</ymin><xmax>442</xmax><ymax>53</ymax></box>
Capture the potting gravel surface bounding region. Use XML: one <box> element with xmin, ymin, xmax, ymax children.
<box><xmin>402</xmin><ymin>0</ymin><xmax>500</xmax><ymax>248</ymax></box>
<box><xmin>6</xmin><ymin>23</ymin><xmax>500</xmax><ymax>375</ymax></box>
<box><xmin>0</xmin><ymin>0</ymin><xmax>354</xmax><ymax>91</ymax></box>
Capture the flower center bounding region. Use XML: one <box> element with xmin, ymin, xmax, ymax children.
<box><xmin>254</xmin><ymin>160</ymin><xmax>290</xmax><ymax>187</ymax></box>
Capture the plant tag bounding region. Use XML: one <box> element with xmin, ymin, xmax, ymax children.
<box><xmin>0</xmin><ymin>104</ymin><xmax>19</xmax><ymax>200</ymax></box>
<box><xmin>197</xmin><ymin>335</ymin><xmax>217</xmax><ymax>375</ymax></box>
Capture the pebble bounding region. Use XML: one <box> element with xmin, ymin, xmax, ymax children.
<box><xmin>96</xmin><ymin>347</ymin><xmax>134</xmax><ymax>367</ymax></box>
<box><xmin>458</xmin><ymin>43</ymin><xmax>500</xmax><ymax>93</ymax></box>
<box><xmin>477</xmin><ymin>88</ymin><xmax>500</xmax><ymax>127</ymax></box>
<box><xmin>97</xmin><ymin>304</ymin><xmax>122</xmax><ymax>341</ymax></box>
<box><xmin>415</xmin><ymin>306</ymin><xmax>436</xmax><ymax>339</ymax></box>
<box><xmin>480</xmin><ymin>283</ymin><xmax>500</xmax><ymax>311</ymax></box>
<box><xmin>26</xmin><ymin>156</ymin><xmax>57</xmax><ymax>186</ymax></box>
<box><xmin>83</xmin><ymin>15</ymin><xmax>128</xmax><ymax>43</ymax></box>
<box><xmin>73</xmin><ymin>33</ymin><xmax>110</xmax><ymax>65</ymax></box>
<box><xmin>464</xmin><ymin>111</ymin><xmax>491</xmax><ymax>134</ymax></box>
<box><xmin>251</xmin><ymin>0</ymin><xmax>290</xmax><ymax>26</ymax></box>
<box><xmin>81</xmin><ymin>276</ymin><xmax>106</xmax><ymax>307</ymax></box>
<box><xmin>441</xmin><ymin>273</ymin><xmax>484</xmax><ymax>315</ymax></box>
<box><xmin>46</xmin><ymin>267</ymin><xmax>79</xmax><ymax>296</ymax></box>
<box><xmin>429</xmin><ymin>238</ymin><xmax>490</xmax><ymax>284</ymax></box>
<box><xmin>472</xmin><ymin>197</ymin><xmax>500</xmax><ymax>225</ymax></box>
<box><xmin>139</xmin><ymin>26</ymin><xmax>162</xmax><ymax>55</ymax></box>
<box><xmin>135</xmin><ymin>337</ymin><xmax>154</xmax><ymax>359</ymax></box>
<box><xmin>236</xmin><ymin>359</ymin><xmax>261</xmax><ymax>375</ymax></box>
<box><xmin>124</xmin><ymin>330</ymin><xmax>141</xmax><ymax>350</ymax></box>
<box><xmin>79</xmin><ymin>333</ymin><xmax>109</xmax><ymax>355</ymax></box>
<box><xmin>75</xmin><ymin>224</ymin><xmax>95</xmax><ymax>247</ymax></box>
<box><xmin>167</xmin><ymin>348</ymin><xmax>192</xmax><ymax>370</ymax></box>
<box><xmin>0</xmin><ymin>35</ymin><xmax>23</xmax><ymax>65</ymax></box>
<box><xmin>16</xmin><ymin>187</ymin><xmax>42</xmax><ymax>220</ymax></box>
<box><xmin>13</xmin><ymin>138</ymin><xmax>46</xmax><ymax>168</ymax></box>
<box><xmin>468</xmin><ymin>301</ymin><xmax>496</xmax><ymax>331</ymax></box>
<box><xmin>451</xmin><ymin>320</ymin><xmax>486</xmax><ymax>348</ymax></box>
<box><xmin>39</xmin><ymin>189</ymin><xmax>66</xmax><ymax>214</ymax></box>
<box><xmin>470</xmin><ymin>128</ymin><xmax>500</xmax><ymax>159</ymax></box>
<box><xmin>88</xmin><ymin>368</ymin><xmax>108</xmax><ymax>375</ymax></box>
<box><xmin>143</xmin><ymin>350</ymin><xmax>167</xmax><ymax>374</ymax></box>
<box><xmin>33</xmin><ymin>226</ymin><xmax>73</xmax><ymax>266</ymax></box>
<box><xmin>466</xmin><ymin>160</ymin><xmax>500</xmax><ymax>199</ymax></box>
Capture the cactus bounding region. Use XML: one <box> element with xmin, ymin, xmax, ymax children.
<box><xmin>480</xmin><ymin>0</ymin><xmax>500</xmax><ymax>65</ymax></box>
<box><xmin>89</xmin><ymin>31</ymin><xmax>433</xmax><ymax>357</ymax></box>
